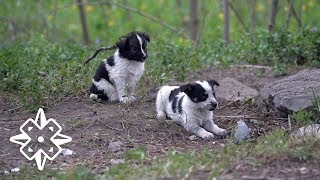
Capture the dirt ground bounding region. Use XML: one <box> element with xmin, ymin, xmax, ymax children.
<box><xmin>1</xmin><ymin>66</ymin><xmax>319</xmax><ymax>179</ymax></box>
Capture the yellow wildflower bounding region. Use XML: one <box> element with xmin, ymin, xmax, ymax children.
<box><xmin>139</xmin><ymin>4</ymin><xmax>146</xmax><ymax>11</ymax></box>
<box><xmin>256</xmin><ymin>3</ymin><xmax>264</xmax><ymax>12</ymax></box>
<box><xmin>302</xmin><ymin>5</ymin><xmax>306</xmax><ymax>12</ymax></box>
<box><xmin>178</xmin><ymin>37</ymin><xmax>184</xmax><ymax>44</ymax></box>
<box><xmin>284</xmin><ymin>6</ymin><xmax>288</xmax><ymax>12</ymax></box>
<box><xmin>85</xmin><ymin>5</ymin><xmax>93</xmax><ymax>13</ymax></box>
<box><xmin>218</xmin><ymin>13</ymin><xmax>223</xmax><ymax>21</ymax></box>
<box><xmin>71</xmin><ymin>4</ymin><xmax>77</xmax><ymax>10</ymax></box>
<box><xmin>47</xmin><ymin>15</ymin><xmax>53</xmax><ymax>21</ymax></box>
<box><xmin>308</xmin><ymin>0</ymin><xmax>315</xmax><ymax>8</ymax></box>
<box><xmin>107</xmin><ymin>20</ymin><xmax>114</xmax><ymax>27</ymax></box>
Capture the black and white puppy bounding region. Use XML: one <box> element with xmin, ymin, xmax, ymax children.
<box><xmin>89</xmin><ymin>31</ymin><xmax>150</xmax><ymax>103</ymax></box>
<box><xmin>156</xmin><ymin>80</ymin><xmax>227</xmax><ymax>139</ymax></box>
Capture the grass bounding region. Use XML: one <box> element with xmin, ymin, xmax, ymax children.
<box><xmin>1</xmin><ymin>28</ymin><xmax>319</xmax><ymax>111</ymax></box>
<box><xmin>1</xmin><ymin>0</ymin><xmax>320</xmax><ymax>179</ymax></box>
<box><xmin>2</xmin><ymin>128</ymin><xmax>319</xmax><ymax>179</ymax></box>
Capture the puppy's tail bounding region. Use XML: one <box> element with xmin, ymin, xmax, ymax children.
<box><xmin>83</xmin><ymin>46</ymin><xmax>117</xmax><ymax>65</ymax></box>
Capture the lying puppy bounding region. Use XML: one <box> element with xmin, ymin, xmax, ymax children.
<box><xmin>156</xmin><ymin>80</ymin><xmax>227</xmax><ymax>139</ymax></box>
<box><xmin>89</xmin><ymin>31</ymin><xmax>150</xmax><ymax>103</ymax></box>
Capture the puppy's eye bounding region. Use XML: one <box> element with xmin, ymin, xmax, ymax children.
<box><xmin>131</xmin><ymin>47</ymin><xmax>138</xmax><ymax>53</ymax></box>
<box><xmin>202</xmin><ymin>94</ymin><xmax>208</xmax><ymax>98</ymax></box>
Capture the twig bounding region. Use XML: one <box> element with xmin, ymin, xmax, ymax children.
<box><xmin>215</xmin><ymin>115</ymin><xmax>288</xmax><ymax>121</ymax></box>
<box><xmin>106</xmin><ymin>124</ymin><xmax>124</xmax><ymax>132</ymax></box>
<box><xmin>285</xmin><ymin>0</ymin><xmax>294</xmax><ymax>31</ymax></box>
<box><xmin>228</xmin><ymin>1</ymin><xmax>250</xmax><ymax>33</ymax></box>
<box><xmin>232</xmin><ymin>64</ymin><xmax>272</xmax><ymax>70</ymax></box>
<box><xmin>83</xmin><ymin>46</ymin><xmax>117</xmax><ymax>64</ymax></box>
<box><xmin>217</xmin><ymin>100</ymin><xmax>237</xmax><ymax>110</ymax></box>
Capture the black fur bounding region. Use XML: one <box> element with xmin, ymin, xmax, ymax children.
<box><xmin>169</xmin><ymin>88</ymin><xmax>180</xmax><ymax>101</ymax></box>
<box><xmin>89</xmin><ymin>84</ymin><xmax>109</xmax><ymax>101</ymax></box>
<box><xmin>107</xmin><ymin>56</ymin><xmax>115</xmax><ymax>66</ymax></box>
<box><xmin>93</xmin><ymin>62</ymin><xmax>113</xmax><ymax>85</ymax></box>
<box><xmin>208</xmin><ymin>79</ymin><xmax>220</xmax><ymax>87</ymax></box>
<box><xmin>178</xmin><ymin>95</ymin><xmax>184</xmax><ymax>114</ymax></box>
<box><xmin>172</xmin><ymin>96</ymin><xmax>179</xmax><ymax>113</ymax></box>
<box><xmin>180</xmin><ymin>83</ymin><xmax>208</xmax><ymax>103</ymax></box>
<box><xmin>116</xmin><ymin>31</ymin><xmax>150</xmax><ymax>62</ymax></box>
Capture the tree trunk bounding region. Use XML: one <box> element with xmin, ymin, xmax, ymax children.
<box><xmin>77</xmin><ymin>0</ymin><xmax>90</xmax><ymax>45</ymax></box>
<box><xmin>189</xmin><ymin>0</ymin><xmax>199</xmax><ymax>46</ymax></box>
<box><xmin>285</xmin><ymin>0</ymin><xmax>294</xmax><ymax>31</ymax></box>
<box><xmin>223</xmin><ymin>0</ymin><xmax>230</xmax><ymax>46</ymax></box>
<box><xmin>247</xmin><ymin>0</ymin><xmax>255</xmax><ymax>33</ymax></box>
<box><xmin>268</xmin><ymin>0</ymin><xmax>278</xmax><ymax>32</ymax></box>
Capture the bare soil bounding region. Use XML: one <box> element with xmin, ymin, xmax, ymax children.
<box><xmin>1</xmin><ymin>66</ymin><xmax>319</xmax><ymax>179</ymax></box>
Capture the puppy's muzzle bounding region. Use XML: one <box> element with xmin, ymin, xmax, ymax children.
<box><xmin>142</xmin><ymin>55</ymin><xmax>148</xmax><ymax>61</ymax></box>
<box><xmin>207</xmin><ymin>102</ymin><xmax>218</xmax><ymax>111</ymax></box>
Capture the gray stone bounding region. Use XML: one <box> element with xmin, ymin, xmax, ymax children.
<box><xmin>109</xmin><ymin>158</ymin><xmax>125</xmax><ymax>165</ymax></box>
<box><xmin>108</xmin><ymin>141</ymin><xmax>123</xmax><ymax>152</ymax></box>
<box><xmin>234</xmin><ymin>120</ymin><xmax>251</xmax><ymax>144</ymax></box>
<box><xmin>291</xmin><ymin>124</ymin><xmax>320</xmax><ymax>139</ymax></box>
<box><xmin>216</xmin><ymin>77</ymin><xmax>258</xmax><ymax>102</ymax></box>
<box><xmin>259</xmin><ymin>69</ymin><xmax>320</xmax><ymax>117</ymax></box>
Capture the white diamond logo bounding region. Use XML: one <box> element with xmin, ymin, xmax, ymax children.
<box><xmin>10</xmin><ymin>108</ymin><xmax>72</xmax><ymax>170</ymax></box>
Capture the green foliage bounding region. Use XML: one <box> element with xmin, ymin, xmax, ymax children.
<box><xmin>0</xmin><ymin>34</ymin><xmax>92</xmax><ymax>111</ymax></box>
<box><xmin>292</xmin><ymin>110</ymin><xmax>314</xmax><ymax>126</ymax></box>
<box><xmin>292</xmin><ymin>92</ymin><xmax>320</xmax><ymax>125</ymax></box>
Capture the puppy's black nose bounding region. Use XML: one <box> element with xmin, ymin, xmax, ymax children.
<box><xmin>142</xmin><ymin>55</ymin><xmax>147</xmax><ymax>60</ymax></box>
<box><xmin>211</xmin><ymin>102</ymin><xmax>217</xmax><ymax>109</ymax></box>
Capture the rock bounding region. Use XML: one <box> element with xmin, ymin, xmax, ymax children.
<box><xmin>188</xmin><ymin>135</ymin><xmax>198</xmax><ymax>141</ymax></box>
<box><xmin>216</xmin><ymin>77</ymin><xmax>258</xmax><ymax>102</ymax></box>
<box><xmin>110</xmin><ymin>158</ymin><xmax>125</xmax><ymax>165</ymax></box>
<box><xmin>291</xmin><ymin>124</ymin><xmax>320</xmax><ymax>139</ymax></box>
<box><xmin>234</xmin><ymin>120</ymin><xmax>251</xmax><ymax>143</ymax></box>
<box><xmin>108</xmin><ymin>141</ymin><xmax>124</xmax><ymax>152</ymax></box>
<box><xmin>259</xmin><ymin>69</ymin><xmax>320</xmax><ymax>117</ymax></box>
<box><xmin>60</xmin><ymin>148</ymin><xmax>73</xmax><ymax>156</ymax></box>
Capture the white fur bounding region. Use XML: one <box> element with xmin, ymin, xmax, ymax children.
<box><xmin>156</xmin><ymin>81</ymin><xmax>227</xmax><ymax>139</ymax></box>
<box><xmin>136</xmin><ymin>35</ymin><xmax>146</xmax><ymax>57</ymax></box>
<box><xmin>91</xmin><ymin>50</ymin><xmax>144</xmax><ymax>103</ymax></box>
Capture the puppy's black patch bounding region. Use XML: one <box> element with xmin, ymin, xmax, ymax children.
<box><xmin>89</xmin><ymin>84</ymin><xmax>109</xmax><ymax>101</ymax></box>
<box><xmin>116</xmin><ymin>31</ymin><xmax>150</xmax><ymax>62</ymax></box>
<box><xmin>92</xmin><ymin>62</ymin><xmax>113</xmax><ymax>85</ymax></box>
<box><xmin>169</xmin><ymin>88</ymin><xmax>180</xmax><ymax>101</ymax></box>
<box><xmin>181</xmin><ymin>83</ymin><xmax>208</xmax><ymax>103</ymax></box>
<box><xmin>107</xmin><ymin>56</ymin><xmax>115</xmax><ymax>66</ymax></box>
<box><xmin>178</xmin><ymin>95</ymin><xmax>184</xmax><ymax>114</ymax></box>
<box><xmin>172</xmin><ymin>96</ymin><xmax>179</xmax><ymax>113</ymax></box>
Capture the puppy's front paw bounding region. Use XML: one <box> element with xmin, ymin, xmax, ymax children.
<box><xmin>157</xmin><ymin>113</ymin><xmax>166</xmax><ymax>120</ymax></box>
<box><xmin>199</xmin><ymin>131</ymin><xmax>215</xmax><ymax>139</ymax></box>
<box><xmin>128</xmin><ymin>95</ymin><xmax>136</xmax><ymax>101</ymax></box>
<box><xmin>216</xmin><ymin>129</ymin><xmax>227</xmax><ymax>136</ymax></box>
<box><xmin>119</xmin><ymin>96</ymin><xmax>130</xmax><ymax>103</ymax></box>
<box><xmin>90</xmin><ymin>94</ymin><xmax>102</xmax><ymax>103</ymax></box>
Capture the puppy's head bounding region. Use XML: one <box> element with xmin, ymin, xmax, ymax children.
<box><xmin>116</xmin><ymin>31</ymin><xmax>150</xmax><ymax>62</ymax></box>
<box><xmin>180</xmin><ymin>80</ymin><xmax>219</xmax><ymax>111</ymax></box>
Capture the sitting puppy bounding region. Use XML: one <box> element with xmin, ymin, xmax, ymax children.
<box><xmin>89</xmin><ymin>31</ymin><xmax>150</xmax><ymax>103</ymax></box>
<box><xmin>156</xmin><ymin>80</ymin><xmax>227</xmax><ymax>139</ymax></box>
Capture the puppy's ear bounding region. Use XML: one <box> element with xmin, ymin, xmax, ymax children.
<box><xmin>141</xmin><ymin>32</ymin><xmax>150</xmax><ymax>42</ymax></box>
<box><xmin>116</xmin><ymin>37</ymin><xmax>127</xmax><ymax>49</ymax></box>
<box><xmin>180</xmin><ymin>83</ymin><xmax>194</xmax><ymax>95</ymax></box>
<box><xmin>208</xmin><ymin>79</ymin><xmax>220</xmax><ymax>87</ymax></box>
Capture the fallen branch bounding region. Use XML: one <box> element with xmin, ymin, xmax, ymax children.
<box><xmin>83</xmin><ymin>46</ymin><xmax>116</xmax><ymax>64</ymax></box>
<box><xmin>106</xmin><ymin>124</ymin><xmax>124</xmax><ymax>132</ymax></box>
<box><xmin>215</xmin><ymin>115</ymin><xmax>288</xmax><ymax>121</ymax></box>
